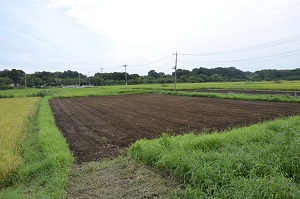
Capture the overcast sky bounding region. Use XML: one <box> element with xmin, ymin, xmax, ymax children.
<box><xmin>1</xmin><ymin>0</ymin><xmax>300</xmax><ymax>75</ymax></box>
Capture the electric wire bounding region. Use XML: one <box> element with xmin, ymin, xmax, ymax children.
<box><xmin>129</xmin><ymin>55</ymin><xmax>173</xmax><ymax>67</ymax></box>
<box><xmin>178</xmin><ymin>49</ymin><xmax>300</xmax><ymax>64</ymax></box>
<box><xmin>180</xmin><ymin>34</ymin><xmax>300</xmax><ymax>56</ymax></box>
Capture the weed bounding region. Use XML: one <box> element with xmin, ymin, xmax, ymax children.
<box><xmin>129</xmin><ymin>116</ymin><xmax>300</xmax><ymax>197</ymax></box>
<box><xmin>278</xmin><ymin>125</ymin><xmax>300</xmax><ymax>146</ymax></box>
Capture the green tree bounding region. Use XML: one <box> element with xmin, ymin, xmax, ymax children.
<box><xmin>188</xmin><ymin>76</ymin><xmax>200</xmax><ymax>83</ymax></box>
<box><xmin>178</xmin><ymin>76</ymin><xmax>188</xmax><ymax>82</ymax></box>
<box><xmin>148</xmin><ymin>70</ymin><xmax>159</xmax><ymax>78</ymax></box>
<box><xmin>209</xmin><ymin>74</ymin><xmax>223</xmax><ymax>82</ymax></box>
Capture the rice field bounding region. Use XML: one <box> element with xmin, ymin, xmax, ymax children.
<box><xmin>0</xmin><ymin>97</ymin><xmax>39</xmax><ymax>185</ymax></box>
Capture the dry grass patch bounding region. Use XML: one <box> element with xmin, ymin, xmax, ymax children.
<box><xmin>68</xmin><ymin>156</ymin><xmax>182</xmax><ymax>199</ymax></box>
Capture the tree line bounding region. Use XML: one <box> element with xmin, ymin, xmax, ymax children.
<box><xmin>0</xmin><ymin>67</ymin><xmax>300</xmax><ymax>89</ymax></box>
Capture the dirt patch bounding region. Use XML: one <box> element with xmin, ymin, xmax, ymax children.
<box><xmin>68</xmin><ymin>156</ymin><xmax>182</xmax><ymax>199</ymax></box>
<box><xmin>49</xmin><ymin>94</ymin><xmax>300</xmax><ymax>163</ymax></box>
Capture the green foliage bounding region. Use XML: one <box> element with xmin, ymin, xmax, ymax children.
<box><xmin>278</xmin><ymin>125</ymin><xmax>300</xmax><ymax>146</ymax></box>
<box><xmin>0</xmin><ymin>77</ymin><xmax>14</xmax><ymax>88</ymax></box>
<box><xmin>2</xmin><ymin>67</ymin><xmax>300</xmax><ymax>88</ymax></box>
<box><xmin>0</xmin><ymin>94</ymin><xmax>14</xmax><ymax>98</ymax></box>
<box><xmin>129</xmin><ymin>116</ymin><xmax>300</xmax><ymax>198</ymax></box>
<box><xmin>0</xmin><ymin>97</ymin><xmax>74</xmax><ymax>198</ymax></box>
<box><xmin>0</xmin><ymin>69</ymin><xmax>25</xmax><ymax>86</ymax></box>
<box><xmin>26</xmin><ymin>90</ymin><xmax>54</xmax><ymax>97</ymax></box>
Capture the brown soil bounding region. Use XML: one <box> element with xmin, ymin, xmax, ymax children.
<box><xmin>49</xmin><ymin>94</ymin><xmax>300</xmax><ymax>163</ymax></box>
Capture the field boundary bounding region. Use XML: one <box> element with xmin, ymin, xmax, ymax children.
<box><xmin>152</xmin><ymin>90</ymin><xmax>300</xmax><ymax>103</ymax></box>
<box><xmin>0</xmin><ymin>97</ymin><xmax>74</xmax><ymax>198</ymax></box>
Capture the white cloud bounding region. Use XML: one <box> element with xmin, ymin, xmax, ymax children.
<box><xmin>46</xmin><ymin>0</ymin><xmax>300</xmax><ymax>50</ymax></box>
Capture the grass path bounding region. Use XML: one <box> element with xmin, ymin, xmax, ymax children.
<box><xmin>68</xmin><ymin>156</ymin><xmax>181</xmax><ymax>199</ymax></box>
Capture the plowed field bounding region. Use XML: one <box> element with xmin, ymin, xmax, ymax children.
<box><xmin>49</xmin><ymin>94</ymin><xmax>300</xmax><ymax>163</ymax></box>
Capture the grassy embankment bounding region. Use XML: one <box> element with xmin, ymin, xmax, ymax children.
<box><xmin>129</xmin><ymin>116</ymin><xmax>300</xmax><ymax>198</ymax></box>
<box><xmin>0</xmin><ymin>97</ymin><xmax>74</xmax><ymax>198</ymax></box>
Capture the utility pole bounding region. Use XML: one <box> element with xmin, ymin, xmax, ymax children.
<box><xmin>173</xmin><ymin>51</ymin><xmax>178</xmax><ymax>91</ymax></box>
<box><xmin>124</xmin><ymin>64</ymin><xmax>128</xmax><ymax>89</ymax></box>
<box><xmin>88</xmin><ymin>71</ymin><xmax>91</xmax><ymax>86</ymax></box>
<box><xmin>100</xmin><ymin>67</ymin><xmax>103</xmax><ymax>87</ymax></box>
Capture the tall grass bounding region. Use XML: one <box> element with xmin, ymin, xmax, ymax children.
<box><xmin>0</xmin><ymin>97</ymin><xmax>74</xmax><ymax>198</ymax></box>
<box><xmin>0</xmin><ymin>97</ymin><xmax>39</xmax><ymax>186</ymax></box>
<box><xmin>129</xmin><ymin>116</ymin><xmax>300</xmax><ymax>198</ymax></box>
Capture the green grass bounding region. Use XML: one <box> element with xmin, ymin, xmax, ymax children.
<box><xmin>0</xmin><ymin>86</ymin><xmax>147</xmax><ymax>98</ymax></box>
<box><xmin>0</xmin><ymin>97</ymin><xmax>74</xmax><ymax>199</ymax></box>
<box><xmin>2</xmin><ymin>80</ymin><xmax>300</xmax><ymax>98</ymax></box>
<box><xmin>1</xmin><ymin>82</ymin><xmax>300</xmax><ymax>105</ymax></box>
<box><xmin>132</xmin><ymin>80</ymin><xmax>300</xmax><ymax>91</ymax></box>
<box><xmin>129</xmin><ymin>116</ymin><xmax>300</xmax><ymax>198</ymax></box>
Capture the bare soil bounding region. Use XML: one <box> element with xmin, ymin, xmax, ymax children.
<box><xmin>49</xmin><ymin>94</ymin><xmax>300</xmax><ymax>163</ymax></box>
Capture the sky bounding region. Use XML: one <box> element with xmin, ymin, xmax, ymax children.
<box><xmin>0</xmin><ymin>0</ymin><xmax>300</xmax><ymax>76</ymax></box>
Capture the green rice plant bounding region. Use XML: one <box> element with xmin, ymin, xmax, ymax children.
<box><xmin>129</xmin><ymin>116</ymin><xmax>300</xmax><ymax>198</ymax></box>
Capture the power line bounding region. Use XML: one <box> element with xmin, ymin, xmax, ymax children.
<box><xmin>59</xmin><ymin>55</ymin><xmax>173</xmax><ymax>72</ymax></box>
<box><xmin>100</xmin><ymin>65</ymin><xmax>124</xmax><ymax>70</ymax></box>
<box><xmin>129</xmin><ymin>55</ymin><xmax>173</xmax><ymax>67</ymax></box>
<box><xmin>180</xmin><ymin>34</ymin><xmax>300</xmax><ymax>56</ymax></box>
<box><xmin>178</xmin><ymin>49</ymin><xmax>300</xmax><ymax>64</ymax></box>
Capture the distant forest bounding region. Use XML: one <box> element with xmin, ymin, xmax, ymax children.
<box><xmin>1</xmin><ymin>67</ymin><xmax>300</xmax><ymax>89</ymax></box>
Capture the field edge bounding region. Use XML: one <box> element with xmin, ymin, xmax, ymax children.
<box><xmin>0</xmin><ymin>97</ymin><xmax>74</xmax><ymax>199</ymax></box>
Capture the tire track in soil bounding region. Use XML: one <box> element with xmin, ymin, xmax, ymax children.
<box><xmin>49</xmin><ymin>94</ymin><xmax>300</xmax><ymax>163</ymax></box>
